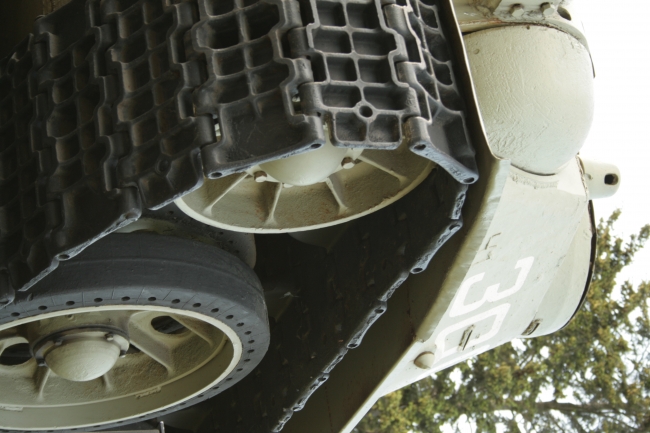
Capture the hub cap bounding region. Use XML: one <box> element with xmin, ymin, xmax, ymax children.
<box><xmin>33</xmin><ymin>327</ymin><xmax>130</xmax><ymax>382</ymax></box>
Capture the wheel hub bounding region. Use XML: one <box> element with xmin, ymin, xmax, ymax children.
<box><xmin>33</xmin><ymin>327</ymin><xmax>130</xmax><ymax>382</ymax></box>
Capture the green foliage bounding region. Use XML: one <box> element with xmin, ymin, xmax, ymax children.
<box><xmin>355</xmin><ymin>211</ymin><xmax>650</xmax><ymax>433</ymax></box>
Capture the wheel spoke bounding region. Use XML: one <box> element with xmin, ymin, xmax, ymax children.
<box><xmin>0</xmin><ymin>336</ymin><xmax>12</xmax><ymax>354</ymax></box>
<box><xmin>0</xmin><ymin>325</ymin><xmax>24</xmax><ymax>345</ymax></box>
<box><xmin>0</xmin><ymin>334</ymin><xmax>34</xmax><ymax>375</ymax></box>
<box><xmin>129</xmin><ymin>313</ymin><xmax>177</xmax><ymax>372</ymax></box>
<box><xmin>204</xmin><ymin>173</ymin><xmax>248</xmax><ymax>213</ymax></box>
<box><xmin>265</xmin><ymin>183</ymin><xmax>283</xmax><ymax>223</ymax></box>
<box><xmin>325</xmin><ymin>174</ymin><xmax>350</xmax><ymax>212</ymax></box>
<box><xmin>129</xmin><ymin>327</ymin><xmax>175</xmax><ymax>371</ymax></box>
<box><xmin>34</xmin><ymin>366</ymin><xmax>51</xmax><ymax>400</ymax></box>
<box><xmin>102</xmin><ymin>372</ymin><xmax>114</xmax><ymax>392</ymax></box>
<box><xmin>172</xmin><ymin>315</ymin><xmax>223</xmax><ymax>348</ymax></box>
<box><xmin>358</xmin><ymin>150</ymin><xmax>409</xmax><ymax>185</ymax></box>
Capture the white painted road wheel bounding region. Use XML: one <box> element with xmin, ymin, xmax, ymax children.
<box><xmin>0</xmin><ymin>233</ymin><xmax>269</xmax><ymax>432</ymax></box>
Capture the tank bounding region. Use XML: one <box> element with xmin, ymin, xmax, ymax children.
<box><xmin>0</xmin><ymin>0</ymin><xmax>618</xmax><ymax>431</ymax></box>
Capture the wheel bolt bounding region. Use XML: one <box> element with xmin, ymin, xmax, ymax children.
<box><xmin>341</xmin><ymin>157</ymin><xmax>356</xmax><ymax>169</ymax></box>
<box><xmin>254</xmin><ymin>171</ymin><xmax>268</xmax><ymax>183</ymax></box>
<box><xmin>541</xmin><ymin>2</ymin><xmax>555</xmax><ymax>17</ymax></box>
<box><xmin>105</xmin><ymin>333</ymin><xmax>114</xmax><ymax>342</ymax></box>
<box><xmin>119</xmin><ymin>350</ymin><xmax>127</xmax><ymax>358</ymax></box>
<box><xmin>54</xmin><ymin>339</ymin><xmax>63</xmax><ymax>346</ymax></box>
<box><xmin>510</xmin><ymin>4</ymin><xmax>525</xmax><ymax>17</ymax></box>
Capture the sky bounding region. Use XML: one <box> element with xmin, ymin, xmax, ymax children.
<box><xmin>577</xmin><ymin>0</ymin><xmax>650</xmax><ymax>284</ymax></box>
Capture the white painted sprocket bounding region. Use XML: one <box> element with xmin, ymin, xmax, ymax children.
<box><xmin>176</xmin><ymin>133</ymin><xmax>434</xmax><ymax>233</ymax></box>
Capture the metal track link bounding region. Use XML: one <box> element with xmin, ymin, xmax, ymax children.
<box><xmin>205</xmin><ymin>167</ymin><xmax>466</xmax><ymax>432</ymax></box>
<box><xmin>0</xmin><ymin>0</ymin><xmax>478</xmax><ymax>431</ymax></box>
<box><xmin>0</xmin><ymin>0</ymin><xmax>476</xmax><ymax>297</ymax></box>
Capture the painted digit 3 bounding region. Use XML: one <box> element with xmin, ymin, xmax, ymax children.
<box><xmin>449</xmin><ymin>257</ymin><xmax>535</xmax><ymax>318</ymax></box>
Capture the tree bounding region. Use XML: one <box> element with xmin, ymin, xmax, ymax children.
<box><xmin>355</xmin><ymin>211</ymin><xmax>650</xmax><ymax>433</ymax></box>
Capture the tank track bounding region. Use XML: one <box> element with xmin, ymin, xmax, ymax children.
<box><xmin>0</xmin><ymin>0</ymin><xmax>477</xmax><ymax>296</ymax></box>
<box><xmin>0</xmin><ymin>0</ymin><xmax>476</xmax><ymax>430</ymax></box>
<box><xmin>211</xmin><ymin>167</ymin><xmax>466</xmax><ymax>432</ymax></box>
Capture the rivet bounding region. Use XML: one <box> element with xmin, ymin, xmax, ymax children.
<box><xmin>254</xmin><ymin>171</ymin><xmax>268</xmax><ymax>183</ymax></box>
<box><xmin>541</xmin><ymin>2</ymin><xmax>555</xmax><ymax>17</ymax></box>
<box><xmin>414</xmin><ymin>352</ymin><xmax>436</xmax><ymax>369</ymax></box>
<box><xmin>341</xmin><ymin>157</ymin><xmax>355</xmax><ymax>169</ymax></box>
<box><xmin>510</xmin><ymin>4</ymin><xmax>525</xmax><ymax>17</ymax></box>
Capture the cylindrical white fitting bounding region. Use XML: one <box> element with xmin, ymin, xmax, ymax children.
<box><xmin>580</xmin><ymin>158</ymin><xmax>621</xmax><ymax>200</ymax></box>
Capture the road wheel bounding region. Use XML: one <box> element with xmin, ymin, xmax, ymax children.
<box><xmin>0</xmin><ymin>233</ymin><xmax>268</xmax><ymax>432</ymax></box>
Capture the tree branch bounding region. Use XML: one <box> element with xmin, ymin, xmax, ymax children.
<box><xmin>536</xmin><ymin>400</ymin><xmax>614</xmax><ymax>415</ymax></box>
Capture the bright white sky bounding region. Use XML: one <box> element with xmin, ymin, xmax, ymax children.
<box><xmin>577</xmin><ymin>0</ymin><xmax>650</xmax><ymax>284</ymax></box>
